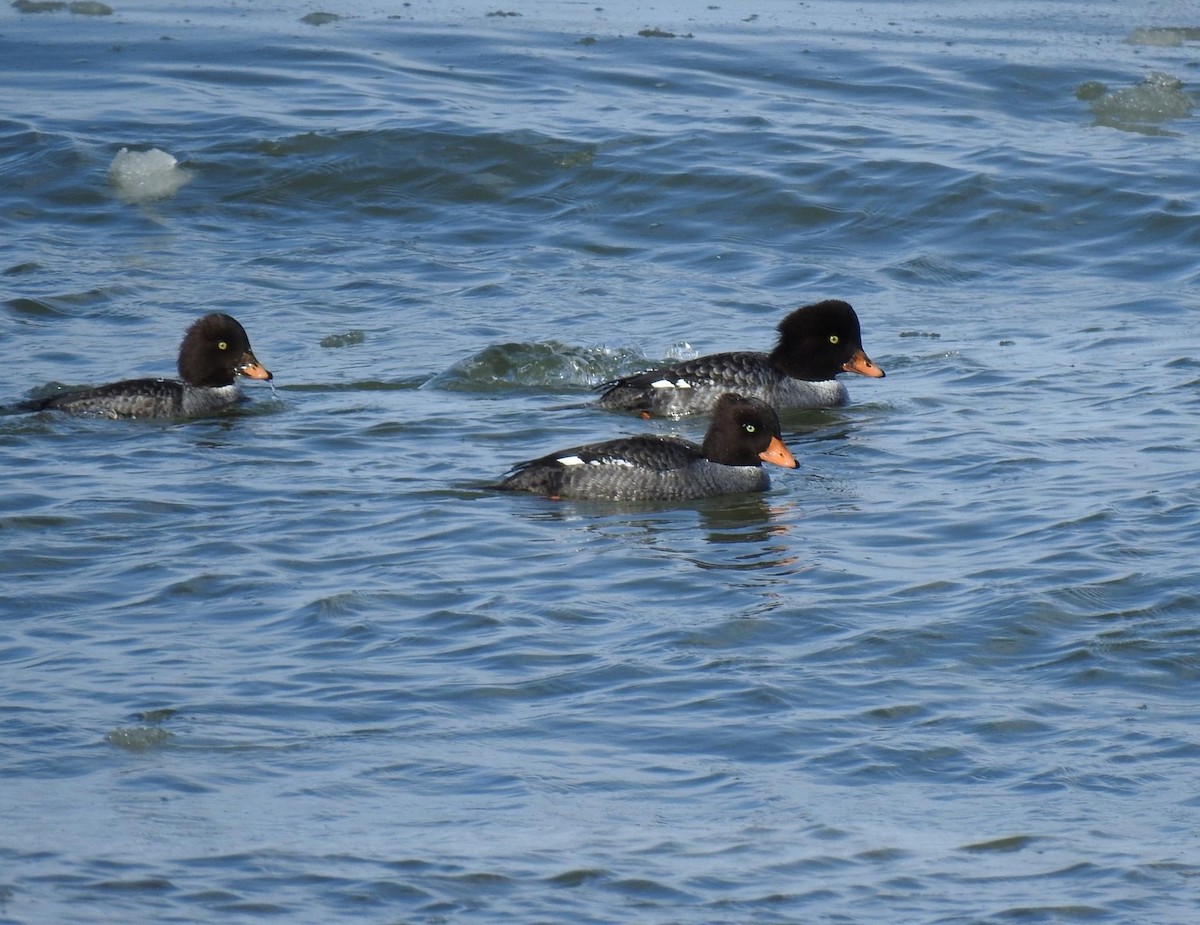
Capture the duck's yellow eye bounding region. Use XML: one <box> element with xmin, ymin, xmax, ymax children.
<box><xmin>829</xmin><ymin>334</ymin><xmax>840</xmax><ymax>345</ymax></box>
<box><xmin>217</xmin><ymin>341</ymin><xmax>228</xmax><ymax>351</ymax></box>
<box><xmin>743</xmin><ymin>423</ymin><xmax>756</xmax><ymax>434</ymax></box>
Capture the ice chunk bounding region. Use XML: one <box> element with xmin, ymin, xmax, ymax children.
<box><xmin>108</xmin><ymin>147</ymin><xmax>191</xmax><ymax>203</ymax></box>
<box><xmin>1128</xmin><ymin>27</ymin><xmax>1200</xmax><ymax>47</ymax></box>
<box><xmin>1089</xmin><ymin>72</ymin><xmax>1193</xmax><ymax>125</ymax></box>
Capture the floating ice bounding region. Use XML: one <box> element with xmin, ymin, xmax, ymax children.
<box><xmin>108</xmin><ymin>147</ymin><xmax>191</xmax><ymax>203</ymax></box>
<box><xmin>104</xmin><ymin>726</ymin><xmax>173</xmax><ymax>751</ymax></box>
<box><xmin>1084</xmin><ymin>72</ymin><xmax>1193</xmax><ymax>130</ymax></box>
<box><xmin>664</xmin><ymin>340</ymin><xmax>699</xmax><ymax>361</ymax></box>
<box><xmin>12</xmin><ymin>1</ymin><xmax>113</xmax><ymax>15</ymax></box>
<box><xmin>301</xmin><ymin>11</ymin><xmax>341</xmax><ymax>25</ymax></box>
<box><xmin>1128</xmin><ymin>27</ymin><xmax>1200</xmax><ymax>47</ymax></box>
<box><xmin>70</xmin><ymin>1</ymin><xmax>113</xmax><ymax>13</ymax></box>
<box><xmin>320</xmin><ymin>330</ymin><xmax>367</xmax><ymax>349</ymax></box>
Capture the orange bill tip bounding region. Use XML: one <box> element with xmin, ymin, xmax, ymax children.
<box><xmin>759</xmin><ymin>435</ymin><xmax>798</xmax><ymax>469</ymax></box>
<box><xmin>843</xmin><ymin>348</ymin><xmax>885</xmax><ymax>378</ymax></box>
<box><xmin>237</xmin><ymin>352</ymin><xmax>273</xmax><ymax>381</ymax></box>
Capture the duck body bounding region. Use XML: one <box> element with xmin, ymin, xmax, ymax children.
<box><xmin>595</xmin><ymin>299</ymin><xmax>883</xmax><ymax>418</ymax></box>
<box><xmin>595</xmin><ymin>351</ymin><xmax>849</xmax><ymax>418</ymax></box>
<box><xmin>492</xmin><ymin>393</ymin><xmax>798</xmax><ymax>501</ymax></box>
<box><xmin>495</xmin><ymin>434</ymin><xmax>771</xmax><ymax>501</ymax></box>
<box><xmin>26</xmin><ymin>379</ymin><xmax>245</xmax><ymax>419</ymax></box>
<box><xmin>22</xmin><ymin>313</ymin><xmax>271</xmax><ymax>419</ymax></box>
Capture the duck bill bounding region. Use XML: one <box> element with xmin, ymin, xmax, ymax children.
<box><xmin>759</xmin><ymin>436</ymin><xmax>798</xmax><ymax>469</ymax></box>
<box><xmin>237</xmin><ymin>351</ymin><xmax>273</xmax><ymax>381</ymax></box>
<box><xmin>842</xmin><ymin>348</ymin><xmax>885</xmax><ymax>378</ymax></box>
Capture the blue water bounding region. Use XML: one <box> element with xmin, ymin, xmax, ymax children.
<box><xmin>3</xmin><ymin>2</ymin><xmax>1200</xmax><ymax>922</ymax></box>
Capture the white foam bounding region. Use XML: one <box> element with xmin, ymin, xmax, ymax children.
<box><xmin>108</xmin><ymin>147</ymin><xmax>191</xmax><ymax>203</ymax></box>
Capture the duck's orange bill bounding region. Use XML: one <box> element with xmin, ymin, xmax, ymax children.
<box><xmin>842</xmin><ymin>348</ymin><xmax>885</xmax><ymax>378</ymax></box>
<box><xmin>237</xmin><ymin>351</ymin><xmax>273</xmax><ymax>381</ymax></box>
<box><xmin>759</xmin><ymin>436</ymin><xmax>798</xmax><ymax>469</ymax></box>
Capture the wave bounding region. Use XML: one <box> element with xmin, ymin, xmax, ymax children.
<box><xmin>423</xmin><ymin>340</ymin><xmax>648</xmax><ymax>393</ymax></box>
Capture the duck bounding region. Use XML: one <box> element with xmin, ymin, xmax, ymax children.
<box><xmin>490</xmin><ymin>393</ymin><xmax>798</xmax><ymax>501</ymax></box>
<box><xmin>22</xmin><ymin>313</ymin><xmax>272</xmax><ymax>419</ymax></box>
<box><xmin>594</xmin><ymin>299</ymin><xmax>884</xmax><ymax>418</ymax></box>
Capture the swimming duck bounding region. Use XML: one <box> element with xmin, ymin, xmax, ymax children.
<box><xmin>23</xmin><ymin>313</ymin><xmax>272</xmax><ymax>418</ymax></box>
<box><xmin>595</xmin><ymin>299</ymin><xmax>884</xmax><ymax>418</ymax></box>
<box><xmin>491</xmin><ymin>393</ymin><xmax>798</xmax><ymax>501</ymax></box>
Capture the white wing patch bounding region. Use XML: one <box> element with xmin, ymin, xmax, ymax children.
<box><xmin>650</xmin><ymin>378</ymin><xmax>692</xmax><ymax>389</ymax></box>
<box><xmin>556</xmin><ymin>454</ymin><xmax>635</xmax><ymax>468</ymax></box>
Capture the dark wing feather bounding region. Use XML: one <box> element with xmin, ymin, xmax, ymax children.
<box><xmin>512</xmin><ymin>435</ymin><xmax>702</xmax><ymax>474</ymax></box>
<box><xmin>595</xmin><ymin>352</ymin><xmax>777</xmax><ymax>413</ymax></box>
<box><xmin>493</xmin><ymin>434</ymin><xmax>703</xmax><ymax>495</ymax></box>
<box><xmin>559</xmin><ymin>435</ymin><xmax>703</xmax><ymax>470</ymax></box>
<box><xmin>27</xmin><ymin>378</ymin><xmax>184</xmax><ymax>418</ymax></box>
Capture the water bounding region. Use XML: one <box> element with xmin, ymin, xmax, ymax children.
<box><xmin>3</xmin><ymin>1</ymin><xmax>1200</xmax><ymax>922</ymax></box>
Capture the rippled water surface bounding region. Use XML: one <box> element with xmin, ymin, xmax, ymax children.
<box><xmin>3</xmin><ymin>1</ymin><xmax>1200</xmax><ymax>922</ymax></box>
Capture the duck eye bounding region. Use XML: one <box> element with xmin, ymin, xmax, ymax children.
<box><xmin>743</xmin><ymin>423</ymin><xmax>756</xmax><ymax>434</ymax></box>
<box><xmin>217</xmin><ymin>341</ymin><xmax>228</xmax><ymax>351</ymax></box>
<box><xmin>829</xmin><ymin>334</ymin><xmax>840</xmax><ymax>345</ymax></box>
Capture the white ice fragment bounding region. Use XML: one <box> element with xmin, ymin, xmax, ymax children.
<box><xmin>108</xmin><ymin>147</ymin><xmax>191</xmax><ymax>203</ymax></box>
<box><xmin>665</xmin><ymin>340</ymin><xmax>699</xmax><ymax>361</ymax></box>
<box><xmin>1128</xmin><ymin>28</ymin><xmax>1184</xmax><ymax>47</ymax></box>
